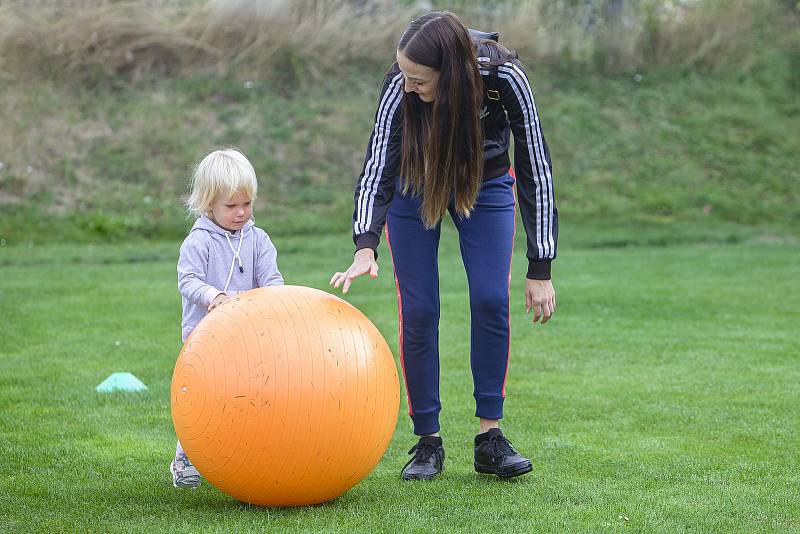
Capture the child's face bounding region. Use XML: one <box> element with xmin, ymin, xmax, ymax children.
<box><xmin>209</xmin><ymin>190</ymin><xmax>252</xmax><ymax>232</ymax></box>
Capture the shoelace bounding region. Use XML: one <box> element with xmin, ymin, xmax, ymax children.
<box><xmin>402</xmin><ymin>442</ymin><xmax>441</xmax><ymax>471</ymax></box>
<box><xmin>490</xmin><ymin>435</ymin><xmax>518</xmax><ymax>458</ymax></box>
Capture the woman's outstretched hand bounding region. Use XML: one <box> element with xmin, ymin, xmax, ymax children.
<box><xmin>525</xmin><ymin>279</ymin><xmax>556</xmax><ymax>324</ymax></box>
<box><xmin>330</xmin><ymin>248</ymin><xmax>379</xmax><ymax>294</ymax></box>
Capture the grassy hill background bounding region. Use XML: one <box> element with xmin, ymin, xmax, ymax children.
<box><xmin>0</xmin><ymin>0</ymin><xmax>798</xmax><ymax>247</ymax></box>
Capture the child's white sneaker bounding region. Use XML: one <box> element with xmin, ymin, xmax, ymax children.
<box><xmin>170</xmin><ymin>453</ymin><xmax>201</xmax><ymax>489</ymax></box>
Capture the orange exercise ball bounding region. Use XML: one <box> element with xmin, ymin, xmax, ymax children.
<box><xmin>171</xmin><ymin>286</ymin><xmax>399</xmax><ymax>506</ymax></box>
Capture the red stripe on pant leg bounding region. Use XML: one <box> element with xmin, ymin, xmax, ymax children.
<box><xmin>384</xmin><ymin>224</ymin><xmax>413</xmax><ymax>416</ymax></box>
<box><xmin>502</xmin><ymin>171</ymin><xmax>517</xmax><ymax>397</ymax></box>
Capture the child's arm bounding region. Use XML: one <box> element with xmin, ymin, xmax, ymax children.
<box><xmin>178</xmin><ymin>232</ymin><xmax>225</xmax><ymax>306</ymax></box>
<box><xmin>254</xmin><ymin>230</ymin><xmax>284</xmax><ymax>287</ymax></box>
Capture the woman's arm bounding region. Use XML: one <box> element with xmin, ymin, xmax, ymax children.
<box><xmin>497</xmin><ymin>61</ymin><xmax>558</xmax><ymax>323</ymax></box>
<box><xmin>333</xmin><ymin>68</ymin><xmax>404</xmax><ymax>293</ymax></box>
<box><xmin>352</xmin><ymin>68</ymin><xmax>405</xmax><ymax>259</ymax></box>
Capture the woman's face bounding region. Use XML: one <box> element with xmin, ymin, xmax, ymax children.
<box><xmin>397</xmin><ymin>50</ymin><xmax>440</xmax><ymax>103</ymax></box>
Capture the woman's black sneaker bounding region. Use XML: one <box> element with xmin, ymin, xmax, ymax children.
<box><xmin>401</xmin><ymin>436</ymin><xmax>445</xmax><ymax>480</ymax></box>
<box><xmin>474</xmin><ymin>428</ymin><xmax>532</xmax><ymax>478</ymax></box>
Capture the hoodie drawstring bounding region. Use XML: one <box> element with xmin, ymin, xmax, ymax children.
<box><xmin>223</xmin><ymin>229</ymin><xmax>245</xmax><ymax>293</ymax></box>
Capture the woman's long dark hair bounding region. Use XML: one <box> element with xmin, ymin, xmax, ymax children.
<box><xmin>398</xmin><ymin>11</ymin><xmax>484</xmax><ymax>229</ymax></box>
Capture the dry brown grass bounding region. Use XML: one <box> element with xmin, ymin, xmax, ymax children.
<box><xmin>0</xmin><ymin>0</ymin><xmax>794</xmax><ymax>86</ymax></box>
<box><xmin>0</xmin><ymin>0</ymin><xmax>409</xmax><ymax>84</ymax></box>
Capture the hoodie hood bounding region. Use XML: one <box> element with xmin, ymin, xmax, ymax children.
<box><xmin>190</xmin><ymin>215</ymin><xmax>255</xmax><ymax>236</ymax></box>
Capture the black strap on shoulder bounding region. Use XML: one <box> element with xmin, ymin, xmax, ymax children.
<box><xmin>469</xmin><ymin>28</ymin><xmax>501</xmax><ymax>101</ymax></box>
<box><xmin>480</xmin><ymin>56</ymin><xmax>501</xmax><ymax>102</ymax></box>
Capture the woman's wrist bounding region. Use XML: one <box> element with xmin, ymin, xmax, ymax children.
<box><xmin>354</xmin><ymin>247</ymin><xmax>376</xmax><ymax>261</ymax></box>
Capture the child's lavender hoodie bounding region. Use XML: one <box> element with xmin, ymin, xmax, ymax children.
<box><xmin>177</xmin><ymin>215</ymin><xmax>283</xmax><ymax>341</ymax></box>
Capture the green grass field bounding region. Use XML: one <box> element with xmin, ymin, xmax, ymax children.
<box><xmin>1</xmin><ymin>224</ymin><xmax>797</xmax><ymax>533</ymax></box>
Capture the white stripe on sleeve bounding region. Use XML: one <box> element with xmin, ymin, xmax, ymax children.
<box><xmin>354</xmin><ymin>72</ymin><xmax>404</xmax><ymax>235</ymax></box>
<box><xmin>498</xmin><ymin>63</ymin><xmax>555</xmax><ymax>257</ymax></box>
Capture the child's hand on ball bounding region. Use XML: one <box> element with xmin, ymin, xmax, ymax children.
<box><xmin>208</xmin><ymin>293</ymin><xmax>232</xmax><ymax>311</ymax></box>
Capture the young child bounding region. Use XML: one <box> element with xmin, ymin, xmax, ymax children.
<box><xmin>171</xmin><ymin>148</ymin><xmax>284</xmax><ymax>489</ymax></box>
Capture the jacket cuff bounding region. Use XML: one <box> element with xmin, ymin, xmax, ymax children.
<box><xmin>527</xmin><ymin>259</ymin><xmax>552</xmax><ymax>280</ymax></box>
<box><xmin>203</xmin><ymin>286</ymin><xmax>224</xmax><ymax>306</ymax></box>
<box><xmin>354</xmin><ymin>233</ymin><xmax>380</xmax><ymax>260</ymax></box>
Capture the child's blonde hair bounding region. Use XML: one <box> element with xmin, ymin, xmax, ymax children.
<box><xmin>187</xmin><ymin>148</ymin><xmax>258</xmax><ymax>217</ymax></box>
